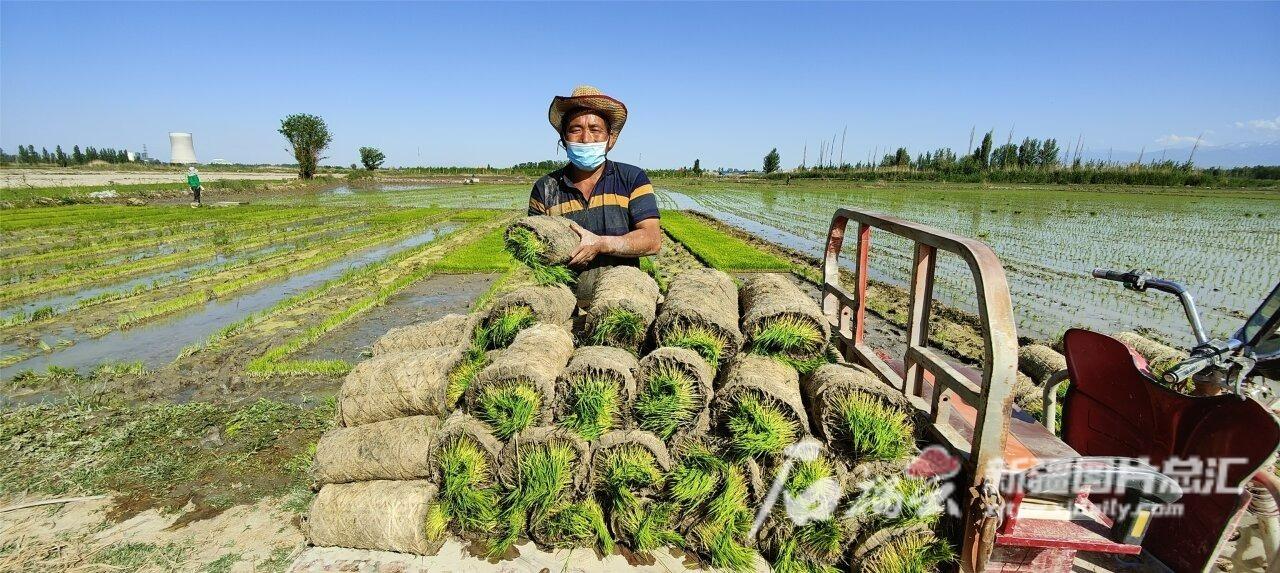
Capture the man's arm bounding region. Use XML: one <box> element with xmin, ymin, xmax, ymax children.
<box><xmin>567</xmin><ymin>218</ymin><xmax>661</xmax><ymax>266</ymax></box>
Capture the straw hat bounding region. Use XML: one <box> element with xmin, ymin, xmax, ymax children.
<box><xmin>548</xmin><ymin>85</ymin><xmax>628</xmax><ymax>137</ymax></box>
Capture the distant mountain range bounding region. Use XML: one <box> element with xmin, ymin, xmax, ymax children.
<box><xmin>1079</xmin><ymin>140</ymin><xmax>1280</xmax><ymax>168</ymax></box>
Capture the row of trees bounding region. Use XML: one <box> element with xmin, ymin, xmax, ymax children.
<box><xmin>0</xmin><ymin>144</ymin><xmax>139</xmax><ymax>166</ymax></box>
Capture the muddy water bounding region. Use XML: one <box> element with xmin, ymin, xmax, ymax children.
<box><xmin>299</xmin><ymin>273</ymin><xmax>497</xmax><ymax>363</ymax></box>
<box><xmin>0</xmin><ymin>226</ymin><xmax>367</xmax><ymax>321</ymax></box>
<box><xmin>0</xmin><ymin>223</ymin><xmax>461</xmax><ymax>380</ymax></box>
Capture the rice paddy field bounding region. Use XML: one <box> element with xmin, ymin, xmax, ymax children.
<box><xmin>1</xmin><ymin>171</ymin><xmax>1275</xmax><ymax>572</ymax></box>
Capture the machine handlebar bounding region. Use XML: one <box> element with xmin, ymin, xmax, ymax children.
<box><xmin>1092</xmin><ymin>269</ymin><xmax>1190</xmax><ymax>296</ymax></box>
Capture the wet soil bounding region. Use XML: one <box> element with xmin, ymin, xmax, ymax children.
<box><xmin>298</xmin><ymin>273</ymin><xmax>497</xmax><ymax>363</ymax></box>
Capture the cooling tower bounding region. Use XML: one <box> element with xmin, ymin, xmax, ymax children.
<box><xmin>169</xmin><ymin>132</ymin><xmax>197</xmax><ymax>164</ymax></box>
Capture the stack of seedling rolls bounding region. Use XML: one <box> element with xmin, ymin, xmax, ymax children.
<box><xmin>302</xmin><ymin>215</ymin><xmax>957</xmax><ymax>571</ymax></box>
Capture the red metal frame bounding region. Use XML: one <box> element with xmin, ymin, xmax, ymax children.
<box><xmin>822</xmin><ymin>208</ymin><xmax>1020</xmax><ymax>570</ymax></box>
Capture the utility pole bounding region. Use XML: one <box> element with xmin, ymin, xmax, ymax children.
<box><xmin>802</xmin><ymin>142</ymin><xmax>807</xmax><ymax>168</ymax></box>
<box><xmin>1186</xmin><ymin>132</ymin><xmax>1204</xmax><ymax>166</ymax></box>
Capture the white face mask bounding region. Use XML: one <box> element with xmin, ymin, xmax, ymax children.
<box><xmin>565</xmin><ymin>141</ymin><xmax>607</xmax><ymax>170</ymax></box>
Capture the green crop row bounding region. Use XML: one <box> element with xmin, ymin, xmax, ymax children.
<box><xmin>661</xmin><ymin>210</ymin><xmax>792</xmax><ymax>272</ymax></box>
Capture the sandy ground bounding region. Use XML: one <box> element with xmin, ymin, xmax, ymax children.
<box><xmin>0</xmin><ymin>494</ymin><xmax>304</xmax><ymax>571</ymax></box>
<box><xmin>0</xmin><ymin>168</ymin><xmax>302</xmax><ymax>188</ymax></box>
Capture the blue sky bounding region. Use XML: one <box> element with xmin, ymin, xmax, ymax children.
<box><xmin>2</xmin><ymin>1</ymin><xmax>1278</xmax><ymax>169</ymax></box>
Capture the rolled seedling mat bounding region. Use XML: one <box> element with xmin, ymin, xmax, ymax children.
<box><xmin>588</xmin><ymin>429</ymin><xmax>674</xmax><ymax>498</ymax></box>
<box><xmin>483</xmin><ymin>283</ymin><xmax>577</xmax><ymax>333</ymax></box>
<box><xmin>713</xmin><ymin>355</ymin><xmax>810</xmax><ymax>456</ymax></box>
<box><xmin>1017</xmin><ymin>344</ymin><xmax>1067</xmax><ymax>385</ymax></box>
<box><xmin>1012</xmin><ymin>371</ymin><xmax>1043</xmax><ymax>416</ymax></box>
<box><xmin>429</xmin><ymin>411</ymin><xmax>504</xmax><ymax>479</ymax></box>
<box><xmin>652</xmin><ymin>268</ymin><xmax>744</xmax><ymax>365</ymax></box>
<box><xmin>496</xmin><ymin>426</ymin><xmax>592</xmax><ymax>493</ymax></box>
<box><xmin>304</xmin><ymin>480</ymin><xmax>445</xmax><ymax>556</ymax></box>
<box><xmin>554</xmin><ymin>346</ymin><xmax>640</xmax><ymax>440</ymax></box>
<box><xmin>465</xmin><ymin>323</ymin><xmax>573</xmax><ymax>438</ymax></box>
<box><xmin>313</xmin><ymin>414</ymin><xmax>441</xmax><ymax>484</ymax></box>
<box><xmin>1112</xmin><ymin>331</ymin><xmax>1186</xmax><ymax>375</ymax></box>
<box><xmin>578</xmin><ymin>265</ymin><xmax>660</xmax><ymax>351</ymax></box>
<box><xmin>803</xmin><ymin>363</ymin><xmax>912</xmax><ymax>443</ymax></box>
<box><xmin>506</xmin><ymin>215</ymin><xmax>579</xmax><ymax>267</ymax></box>
<box><xmin>372</xmin><ymin>313</ymin><xmax>478</xmax><ymax>356</ymax></box>
<box><xmin>526</xmin><ymin>498</ymin><xmax>612</xmax><ymax>551</ymax></box>
<box><xmin>739</xmin><ymin>273</ymin><xmax>830</xmax><ymax>360</ymax></box>
<box><xmin>754</xmin><ymin>453</ymin><xmax>850</xmax><ymax>557</ymax></box>
<box><xmin>847</xmin><ymin>523</ymin><xmax>949</xmax><ymax>573</ymax></box>
<box><xmin>632</xmin><ymin>346</ymin><xmax>716</xmax><ymax>443</ymax></box>
<box><xmin>336</xmin><ymin>347</ymin><xmax>464</xmax><ymax>427</ymax></box>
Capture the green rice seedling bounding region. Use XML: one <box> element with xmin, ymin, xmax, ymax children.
<box><xmin>533</xmin><ymin>499</ymin><xmax>613</xmax><ymax>552</ymax></box>
<box><xmin>793</xmin><ymin>518</ymin><xmax>846</xmax><ymax>563</ymax></box>
<box><xmin>480</xmin><ymin>306</ymin><xmax>535</xmax><ymax>349</ymax></box>
<box><xmin>633</xmin><ymin>365</ymin><xmax>699</xmax><ymax>440</ymax></box>
<box><xmin>751</xmin><ymin>315</ymin><xmax>824</xmax><ymax>357</ymax></box>
<box><xmin>725</xmin><ymin>394</ymin><xmax>798</xmax><ymax>460</ymax></box>
<box><xmin>661</xmin><ymin>324</ymin><xmax>726</xmax><ymax>366</ymax></box>
<box><xmin>772</xmin><ymin>536</ymin><xmax>837</xmax><ymax>573</ymax></box>
<box><xmin>622</xmin><ymin>500</ymin><xmax>684</xmax><ymax>552</ymax></box>
<box><xmin>437</xmin><ymin>438</ymin><xmax>499</xmax><ymax>533</ymax></box>
<box><xmin>505</xmin><ymin>226</ymin><xmax>575</xmax><ymax>285</ymax></box>
<box><xmin>668</xmin><ymin>443</ymin><xmax>727</xmax><ymax>507</ymax></box>
<box><xmin>598</xmin><ymin>445</ymin><xmax>664</xmax><ymax>498</ymax></box>
<box><xmin>446</xmin><ymin>351</ymin><xmax>487</xmax><ymax>407</ymax></box>
<box><xmin>589</xmin><ymin>308</ymin><xmax>647</xmax><ymax>349</ymax></box>
<box><xmin>424</xmin><ymin>502</ymin><xmax>451</xmax><ymax>542</ymax></box>
<box><xmin>861</xmin><ymin>530</ymin><xmax>955</xmax><ymax>573</ymax></box>
<box><xmin>491</xmin><ymin>442</ymin><xmax>577</xmax><ymax>555</ymax></box>
<box><xmin>559</xmin><ymin>376</ymin><xmax>620</xmax><ymax>441</ymax></box>
<box><xmin>835</xmin><ymin>391</ymin><xmax>914</xmax><ymax>462</ymax></box>
<box><xmin>691</xmin><ymin>468</ymin><xmax>756</xmax><ymax>573</ymax></box>
<box><xmin>476</xmin><ymin>383</ymin><xmax>542</xmax><ymax>440</ymax></box>
<box><xmin>787</xmin><ymin>457</ymin><xmax>833</xmax><ymax>497</ymax></box>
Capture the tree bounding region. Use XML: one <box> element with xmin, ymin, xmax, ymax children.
<box><xmin>1037</xmin><ymin>138</ymin><xmax>1060</xmax><ymax>170</ymax></box>
<box><xmin>976</xmin><ymin>131</ymin><xmax>993</xmax><ymax>169</ymax></box>
<box><xmin>279</xmin><ymin>113</ymin><xmax>332</xmax><ymax>179</ymax></box>
<box><xmin>992</xmin><ymin>143</ymin><xmax>1018</xmax><ymax>170</ymax></box>
<box><xmin>692</xmin><ymin>159</ymin><xmax>702</xmax><ymax>175</ymax></box>
<box><xmin>55</xmin><ymin>145</ymin><xmax>67</xmax><ymax>167</ymax></box>
<box><xmin>894</xmin><ymin>147</ymin><xmax>911</xmax><ymax>168</ymax></box>
<box><xmin>1017</xmin><ymin>137</ymin><xmax>1038</xmax><ymax>169</ymax></box>
<box><xmin>41</xmin><ymin>147</ymin><xmax>51</xmax><ymax>163</ymax></box>
<box><xmin>763</xmin><ymin>148</ymin><xmax>780</xmax><ymax>173</ymax></box>
<box><xmin>358</xmin><ymin>146</ymin><xmax>386</xmax><ymax>170</ymax></box>
<box><xmin>72</xmin><ymin>145</ymin><xmax>84</xmax><ymax>165</ymax></box>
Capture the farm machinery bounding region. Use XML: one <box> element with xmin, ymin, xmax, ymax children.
<box><xmin>820</xmin><ymin>208</ymin><xmax>1280</xmax><ymax>572</ymax></box>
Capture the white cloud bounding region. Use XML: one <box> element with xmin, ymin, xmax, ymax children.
<box><xmin>1156</xmin><ymin>134</ymin><xmax>1208</xmax><ymax>147</ymax></box>
<box><xmin>1234</xmin><ymin>116</ymin><xmax>1280</xmax><ymax>132</ymax></box>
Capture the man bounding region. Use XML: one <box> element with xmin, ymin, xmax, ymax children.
<box><xmin>528</xmin><ymin>85</ymin><xmax>661</xmax><ymax>268</ymax></box>
<box><xmin>187</xmin><ymin>166</ymin><xmax>203</xmax><ymax>206</ymax></box>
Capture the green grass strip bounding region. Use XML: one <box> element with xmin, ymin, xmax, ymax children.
<box><xmin>431</xmin><ymin>225</ymin><xmax>516</xmax><ymax>273</ymax></box>
<box><xmin>662</xmin><ymin>210</ymin><xmax>791</xmax><ymax>272</ymax></box>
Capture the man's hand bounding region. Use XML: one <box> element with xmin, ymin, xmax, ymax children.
<box><xmin>567</xmin><ymin>222</ymin><xmax>612</xmax><ymax>267</ymax></box>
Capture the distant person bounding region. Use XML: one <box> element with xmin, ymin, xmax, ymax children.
<box><xmin>528</xmin><ymin>85</ymin><xmax>661</xmax><ymax>269</ymax></box>
<box><xmin>187</xmin><ymin>166</ymin><xmax>203</xmax><ymax>206</ymax></box>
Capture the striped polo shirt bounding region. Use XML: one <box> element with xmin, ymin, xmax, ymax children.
<box><xmin>527</xmin><ymin>160</ymin><xmax>659</xmax><ymax>267</ymax></box>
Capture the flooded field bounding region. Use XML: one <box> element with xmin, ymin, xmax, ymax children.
<box><xmin>653</xmin><ymin>181</ymin><xmax>1279</xmax><ymax>345</ymax></box>
<box><xmin>4</xmin><ymin>179</ymin><xmax>1273</xmax><ymax>385</ymax></box>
